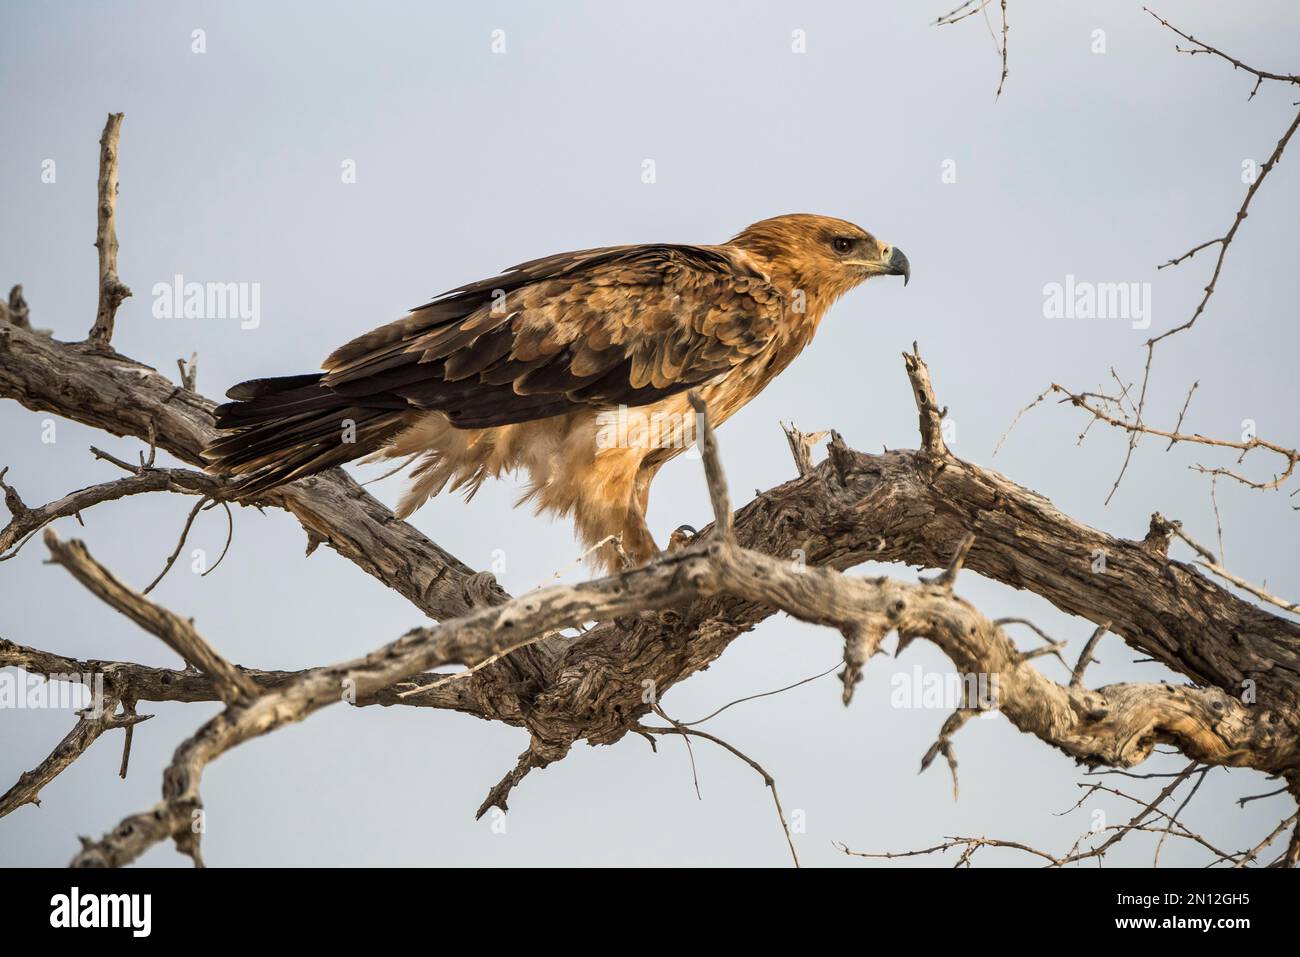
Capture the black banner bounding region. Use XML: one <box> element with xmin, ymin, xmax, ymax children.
<box><xmin>4</xmin><ymin>866</ymin><xmax>1285</xmax><ymax>942</ymax></box>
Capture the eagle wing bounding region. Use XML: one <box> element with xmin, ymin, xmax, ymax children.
<box><xmin>317</xmin><ymin>243</ymin><xmax>785</xmax><ymax>429</ymax></box>
<box><xmin>207</xmin><ymin>242</ymin><xmax>786</xmax><ymax>494</ymax></box>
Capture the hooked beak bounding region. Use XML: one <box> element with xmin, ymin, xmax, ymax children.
<box><xmin>847</xmin><ymin>245</ymin><xmax>910</xmax><ymax>285</ymax></box>
<box><xmin>882</xmin><ymin>245</ymin><xmax>910</xmax><ymax>286</ymax></box>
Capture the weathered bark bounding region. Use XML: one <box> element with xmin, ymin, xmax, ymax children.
<box><xmin>60</xmin><ymin>412</ymin><xmax>1300</xmax><ymax>866</ymax></box>
<box><xmin>479</xmin><ymin>441</ymin><xmax>1300</xmax><ymax>762</ymax></box>
<box><xmin>0</xmin><ymin>687</ymin><xmax>149</xmax><ymax>817</ymax></box>
<box><xmin>5</xmin><ymin>320</ymin><xmax>1298</xmax><ymax>758</ymax></box>
<box><xmin>43</xmin><ymin>531</ymin><xmax>257</xmax><ymax>702</ymax></box>
<box><xmin>87</xmin><ymin>113</ymin><xmax>131</xmax><ymax>346</ymax></box>
<box><xmin>0</xmin><ymin>321</ymin><xmax>507</xmax><ymax>622</ymax></box>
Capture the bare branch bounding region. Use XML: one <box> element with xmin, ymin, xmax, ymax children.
<box><xmin>1196</xmin><ymin>558</ymin><xmax>1300</xmax><ymax>617</ymax></box>
<box><xmin>780</xmin><ymin>421</ymin><xmax>827</xmax><ymax>477</ymax></box>
<box><xmin>689</xmin><ymin>390</ymin><xmax>732</xmax><ymax>537</ymax></box>
<box><xmin>70</xmin><ymin>544</ymin><xmax>722</xmax><ymax>866</ymax></box>
<box><xmin>475</xmin><ymin>745</ymin><xmax>549</xmax><ymax>820</ymax></box>
<box><xmin>1237</xmin><ymin>811</ymin><xmax>1300</xmax><ymax>867</ymax></box>
<box><xmin>0</xmin><ymin>320</ymin><xmax>511</xmax><ymax>623</ymax></box>
<box><xmin>1040</xmin><ymin>15</ymin><xmax>1300</xmax><ymax>508</ymax></box>
<box><xmin>934</xmin><ymin>1</ymin><xmax>987</xmax><ymax>28</ymax></box>
<box><xmin>3</xmin><ymin>284</ymin><xmax>32</xmax><ymax>330</ymax></box>
<box><xmin>995</xmin><ymin>0</ymin><xmax>1008</xmax><ymax>100</ymax></box>
<box><xmin>0</xmin><ymin>464</ymin><xmax>225</xmax><ymax>561</ymax></box>
<box><xmin>87</xmin><ymin>113</ymin><xmax>131</xmax><ymax>346</ymax></box>
<box><xmin>1070</xmin><ymin>621</ymin><xmax>1109</xmax><ymax>687</ymax></box>
<box><xmin>934</xmin><ymin>1</ymin><xmax>1008</xmax><ymax>99</ymax></box>
<box><xmin>920</xmin><ymin>708</ymin><xmax>975</xmax><ymax>799</ymax></box>
<box><xmin>904</xmin><ymin>342</ymin><xmax>950</xmax><ymax>458</ymax></box>
<box><xmin>842</xmin><ymin>764</ymin><xmax>1207</xmax><ymax>866</ymax></box>
<box><xmin>0</xmin><ymin>636</ymin><xmax>478</xmax><ymax>716</ymax></box>
<box><xmin>1145</xmin><ymin>7</ymin><xmax>1300</xmax><ymax>100</ymax></box>
<box><xmin>637</xmin><ymin>723</ymin><xmax>800</xmax><ymax>867</ymax></box>
<box><xmin>140</xmin><ymin>496</ymin><xmax>208</xmax><ymax>595</ymax></box>
<box><xmin>43</xmin><ymin>530</ymin><xmax>258</xmax><ymax>703</ymax></box>
<box><xmin>1150</xmin><ymin>108</ymin><xmax>1299</xmax><ymax>343</ymax></box>
<box><xmin>1053</xmin><ymin>384</ymin><xmax>1299</xmax><ymax>492</ymax></box>
<box><xmin>176</xmin><ymin>353</ymin><xmax>198</xmax><ymax>391</ymax></box>
<box><xmin>0</xmin><ymin>689</ymin><xmax>150</xmax><ymax>818</ymax></box>
<box><xmin>921</xmin><ymin>532</ymin><xmax>975</xmax><ymax>591</ymax></box>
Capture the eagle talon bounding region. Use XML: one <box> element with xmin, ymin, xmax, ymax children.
<box><xmin>666</xmin><ymin>524</ymin><xmax>699</xmax><ymax>552</ymax></box>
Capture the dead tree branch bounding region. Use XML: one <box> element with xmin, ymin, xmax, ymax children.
<box><xmin>0</xmin><ymin>463</ymin><xmax>225</xmax><ymax>561</ymax></box>
<box><xmin>0</xmin><ymin>319</ymin><xmax>514</xmax><ymax>624</ymax></box>
<box><xmin>1144</xmin><ymin>7</ymin><xmax>1300</xmax><ymax>101</ymax></box>
<box><xmin>87</xmin><ymin>113</ymin><xmax>131</xmax><ymax>347</ymax></box>
<box><xmin>9</xmin><ymin>339</ymin><xmax>1298</xmax><ymax>865</ymax></box>
<box><xmin>66</xmin><ymin>391</ymin><xmax>1300</xmax><ymax>866</ymax></box>
<box><xmin>0</xmin><ymin>686</ymin><xmax>150</xmax><ymax>817</ymax></box>
<box><xmin>42</xmin><ymin>530</ymin><xmax>258</xmax><ymax>703</ymax></box>
<box><xmin>934</xmin><ymin>1</ymin><xmax>1009</xmax><ymax>98</ymax></box>
<box><xmin>1043</xmin><ymin>13</ymin><xmax>1300</xmax><ymax>506</ymax></box>
<box><xmin>1048</xmin><ymin>384</ymin><xmax>1299</xmax><ymax>493</ymax></box>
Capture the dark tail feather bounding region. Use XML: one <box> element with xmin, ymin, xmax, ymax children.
<box><xmin>204</xmin><ymin>373</ymin><xmax>409</xmax><ymax>496</ymax></box>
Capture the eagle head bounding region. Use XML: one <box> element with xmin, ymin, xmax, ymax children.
<box><xmin>729</xmin><ymin>213</ymin><xmax>909</xmax><ymax>313</ymax></box>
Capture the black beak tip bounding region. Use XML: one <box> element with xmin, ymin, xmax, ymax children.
<box><xmin>887</xmin><ymin>247</ymin><xmax>911</xmax><ymax>286</ymax></box>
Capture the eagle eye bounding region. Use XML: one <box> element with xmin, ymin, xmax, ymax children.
<box><xmin>831</xmin><ymin>237</ymin><xmax>854</xmax><ymax>254</ymax></box>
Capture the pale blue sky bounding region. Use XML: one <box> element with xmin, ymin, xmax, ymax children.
<box><xmin>2</xmin><ymin>0</ymin><xmax>1298</xmax><ymax>866</ymax></box>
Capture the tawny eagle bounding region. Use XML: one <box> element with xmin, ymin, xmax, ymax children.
<box><xmin>205</xmin><ymin>214</ymin><xmax>909</xmax><ymax>570</ymax></box>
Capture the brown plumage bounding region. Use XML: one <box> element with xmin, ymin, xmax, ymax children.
<box><xmin>204</xmin><ymin>214</ymin><xmax>909</xmax><ymax>570</ymax></box>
